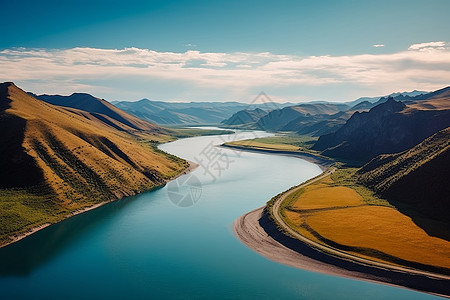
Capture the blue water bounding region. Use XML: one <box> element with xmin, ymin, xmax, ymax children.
<box><xmin>0</xmin><ymin>130</ymin><xmax>439</xmax><ymax>299</ymax></box>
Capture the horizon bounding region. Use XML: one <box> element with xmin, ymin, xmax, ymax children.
<box><xmin>1</xmin><ymin>0</ymin><xmax>450</xmax><ymax>102</ymax></box>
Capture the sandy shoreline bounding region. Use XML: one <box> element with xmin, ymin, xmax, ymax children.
<box><xmin>1</xmin><ymin>160</ymin><xmax>198</xmax><ymax>249</ymax></box>
<box><xmin>231</xmin><ymin>147</ymin><xmax>450</xmax><ymax>297</ymax></box>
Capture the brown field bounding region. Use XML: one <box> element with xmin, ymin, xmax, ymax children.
<box><xmin>281</xmin><ymin>172</ymin><xmax>450</xmax><ymax>273</ymax></box>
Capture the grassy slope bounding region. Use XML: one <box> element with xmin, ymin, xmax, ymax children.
<box><xmin>0</xmin><ymin>83</ymin><xmax>188</xmax><ymax>246</ymax></box>
<box><xmin>357</xmin><ymin>127</ymin><xmax>450</xmax><ymax>222</ymax></box>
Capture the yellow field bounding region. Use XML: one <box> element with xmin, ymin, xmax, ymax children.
<box><xmin>226</xmin><ymin>140</ymin><xmax>300</xmax><ymax>151</ymax></box>
<box><xmin>306</xmin><ymin>206</ymin><xmax>450</xmax><ymax>269</ymax></box>
<box><xmin>281</xmin><ymin>172</ymin><xmax>450</xmax><ymax>273</ymax></box>
<box><xmin>290</xmin><ymin>186</ymin><xmax>364</xmax><ymax>210</ymax></box>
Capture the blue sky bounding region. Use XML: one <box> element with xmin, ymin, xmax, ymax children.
<box><xmin>1</xmin><ymin>0</ymin><xmax>450</xmax><ymax>102</ymax></box>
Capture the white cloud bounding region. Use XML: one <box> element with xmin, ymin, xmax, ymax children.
<box><xmin>373</xmin><ymin>44</ymin><xmax>385</xmax><ymax>48</ymax></box>
<box><xmin>0</xmin><ymin>42</ymin><xmax>449</xmax><ymax>101</ymax></box>
<box><xmin>408</xmin><ymin>41</ymin><xmax>447</xmax><ymax>51</ymax></box>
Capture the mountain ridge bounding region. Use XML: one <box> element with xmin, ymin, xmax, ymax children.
<box><xmin>312</xmin><ymin>95</ymin><xmax>450</xmax><ymax>164</ymax></box>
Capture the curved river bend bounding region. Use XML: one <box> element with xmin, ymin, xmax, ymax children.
<box><xmin>0</xmin><ymin>130</ymin><xmax>439</xmax><ymax>299</ymax></box>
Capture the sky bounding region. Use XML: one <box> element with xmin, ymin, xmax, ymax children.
<box><xmin>1</xmin><ymin>0</ymin><xmax>450</xmax><ymax>103</ymax></box>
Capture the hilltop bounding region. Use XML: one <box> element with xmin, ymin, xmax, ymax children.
<box><xmin>32</xmin><ymin>93</ymin><xmax>163</xmax><ymax>133</ymax></box>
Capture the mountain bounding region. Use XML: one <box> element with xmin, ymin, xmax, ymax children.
<box><xmin>407</xmin><ymin>86</ymin><xmax>450</xmax><ymax>101</ymax></box>
<box><xmin>350</xmin><ymin>100</ymin><xmax>377</xmax><ymax>111</ymax></box>
<box><xmin>256</xmin><ymin>103</ymin><xmax>350</xmax><ymax>131</ymax></box>
<box><xmin>113</xmin><ymin>99</ymin><xmax>294</xmax><ymax>126</ymax></box>
<box><xmin>283</xmin><ymin>111</ymin><xmax>354</xmax><ymax>136</ymax></box>
<box><xmin>0</xmin><ymin>82</ymin><xmax>187</xmax><ymax>245</ymax></box>
<box><xmin>357</xmin><ymin>127</ymin><xmax>450</xmax><ymax>222</ymax></box>
<box><xmin>313</xmin><ymin>94</ymin><xmax>450</xmax><ymax>164</ymax></box>
<box><xmin>346</xmin><ymin>90</ymin><xmax>428</xmax><ymax>106</ymax></box>
<box><xmin>221</xmin><ymin>108</ymin><xmax>267</xmax><ymax>125</ymax></box>
<box><xmin>32</xmin><ymin>93</ymin><xmax>161</xmax><ymax>133</ymax></box>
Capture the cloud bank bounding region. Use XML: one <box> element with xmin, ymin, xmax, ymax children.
<box><xmin>1</xmin><ymin>42</ymin><xmax>449</xmax><ymax>102</ymax></box>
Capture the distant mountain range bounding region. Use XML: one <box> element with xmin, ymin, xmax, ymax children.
<box><xmin>345</xmin><ymin>90</ymin><xmax>427</xmax><ymax>106</ymax></box>
<box><xmin>113</xmin><ymin>99</ymin><xmax>295</xmax><ymax>125</ymax></box>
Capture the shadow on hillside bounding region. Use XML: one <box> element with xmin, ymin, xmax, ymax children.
<box><xmin>389</xmin><ymin>201</ymin><xmax>450</xmax><ymax>242</ymax></box>
<box><xmin>0</xmin><ymin>116</ymin><xmax>45</xmax><ymax>188</ymax></box>
<box><xmin>0</xmin><ymin>194</ymin><xmax>141</xmax><ymax>276</ymax></box>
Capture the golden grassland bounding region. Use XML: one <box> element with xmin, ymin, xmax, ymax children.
<box><xmin>0</xmin><ymin>84</ymin><xmax>188</xmax><ymax>246</ymax></box>
<box><xmin>280</xmin><ymin>168</ymin><xmax>450</xmax><ymax>273</ymax></box>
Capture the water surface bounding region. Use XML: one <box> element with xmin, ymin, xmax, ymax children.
<box><xmin>0</xmin><ymin>130</ymin><xmax>439</xmax><ymax>299</ymax></box>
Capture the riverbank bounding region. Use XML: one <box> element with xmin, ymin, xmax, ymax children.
<box><xmin>1</xmin><ymin>160</ymin><xmax>198</xmax><ymax>249</ymax></box>
<box><xmin>221</xmin><ymin>144</ymin><xmax>333</xmax><ymax>171</ymax></box>
<box><xmin>234</xmin><ymin>206</ymin><xmax>450</xmax><ymax>298</ymax></box>
<box><xmin>232</xmin><ymin>147</ymin><xmax>450</xmax><ymax>298</ymax></box>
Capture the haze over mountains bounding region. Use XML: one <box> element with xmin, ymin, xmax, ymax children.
<box><xmin>113</xmin><ymin>98</ymin><xmax>295</xmax><ymax>125</ymax></box>
<box><xmin>219</xmin><ymin>91</ymin><xmax>432</xmax><ymax>136</ymax></box>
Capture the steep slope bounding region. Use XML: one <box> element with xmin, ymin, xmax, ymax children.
<box><xmin>0</xmin><ymin>82</ymin><xmax>187</xmax><ymax>246</ymax></box>
<box><xmin>357</xmin><ymin>127</ymin><xmax>450</xmax><ymax>222</ymax></box>
<box><xmin>33</xmin><ymin>93</ymin><xmax>162</xmax><ymax>133</ymax></box>
<box><xmin>313</xmin><ymin>96</ymin><xmax>450</xmax><ymax>164</ymax></box>
<box><xmin>221</xmin><ymin>108</ymin><xmax>267</xmax><ymax>125</ymax></box>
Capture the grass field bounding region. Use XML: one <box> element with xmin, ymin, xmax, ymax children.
<box><xmin>225</xmin><ymin>134</ymin><xmax>319</xmax><ymax>152</ymax></box>
<box><xmin>279</xmin><ymin>168</ymin><xmax>450</xmax><ymax>274</ymax></box>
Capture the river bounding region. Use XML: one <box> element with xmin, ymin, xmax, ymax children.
<box><xmin>0</xmin><ymin>130</ymin><xmax>439</xmax><ymax>299</ymax></box>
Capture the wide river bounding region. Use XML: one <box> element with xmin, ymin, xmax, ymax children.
<box><xmin>0</xmin><ymin>130</ymin><xmax>439</xmax><ymax>299</ymax></box>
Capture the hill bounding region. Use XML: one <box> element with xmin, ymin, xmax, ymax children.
<box><xmin>313</xmin><ymin>94</ymin><xmax>450</xmax><ymax>164</ymax></box>
<box><xmin>0</xmin><ymin>82</ymin><xmax>188</xmax><ymax>246</ymax></box>
<box><xmin>357</xmin><ymin>127</ymin><xmax>450</xmax><ymax>222</ymax></box>
<box><xmin>256</xmin><ymin>103</ymin><xmax>349</xmax><ymax>131</ymax></box>
<box><xmin>221</xmin><ymin>108</ymin><xmax>267</xmax><ymax>126</ymax></box>
<box><xmin>32</xmin><ymin>93</ymin><xmax>162</xmax><ymax>133</ymax></box>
